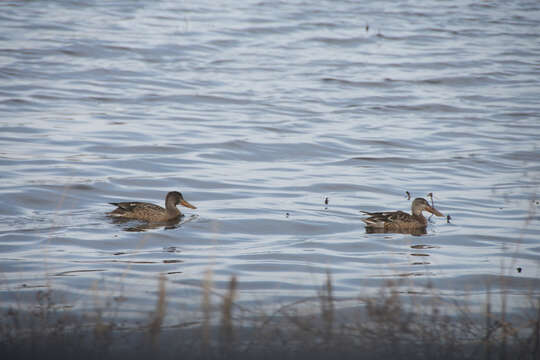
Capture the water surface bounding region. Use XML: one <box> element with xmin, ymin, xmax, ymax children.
<box><xmin>1</xmin><ymin>0</ymin><xmax>539</xmax><ymax>322</ymax></box>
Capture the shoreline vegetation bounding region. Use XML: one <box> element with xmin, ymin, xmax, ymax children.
<box><xmin>1</xmin><ymin>272</ymin><xmax>539</xmax><ymax>360</ymax></box>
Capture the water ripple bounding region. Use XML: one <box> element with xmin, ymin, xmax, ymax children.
<box><xmin>0</xmin><ymin>0</ymin><xmax>539</xmax><ymax>320</ymax></box>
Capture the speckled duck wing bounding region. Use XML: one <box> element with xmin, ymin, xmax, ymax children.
<box><xmin>108</xmin><ymin>202</ymin><xmax>164</xmax><ymax>217</ymax></box>
<box><xmin>361</xmin><ymin>210</ymin><xmax>414</xmax><ymax>228</ymax></box>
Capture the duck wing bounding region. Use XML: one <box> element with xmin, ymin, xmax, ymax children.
<box><xmin>109</xmin><ymin>202</ymin><xmax>163</xmax><ymax>213</ymax></box>
<box><xmin>361</xmin><ymin>210</ymin><xmax>413</xmax><ymax>227</ymax></box>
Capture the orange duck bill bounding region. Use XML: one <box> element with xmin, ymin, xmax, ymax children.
<box><xmin>426</xmin><ymin>204</ymin><xmax>444</xmax><ymax>217</ymax></box>
<box><xmin>180</xmin><ymin>199</ymin><xmax>197</xmax><ymax>209</ymax></box>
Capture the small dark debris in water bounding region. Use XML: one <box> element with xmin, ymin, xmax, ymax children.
<box><xmin>427</xmin><ymin>192</ymin><xmax>435</xmax><ymax>207</ymax></box>
<box><xmin>517</xmin><ymin>267</ymin><xmax>522</xmax><ymax>273</ymax></box>
<box><xmin>168</xmin><ymin>271</ymin><xmax>183</xmax><ymax>275</ymax></box>
<box><xmin>164</xmin><ymin>246</ymin><xmax>178</xmax><ymax>253</ymax></box>
<box><xmin>446</xmin><ymin>215</ymin><xmax>452</xmax><ymax>223</ymax></box>
<box><xmin>113</xmin><ymin>252</ymin><xmax>126</xmax><ymax>256</ymax></box>
<box><xmin>53</xmin><ymin>269</ymin><xmax>104</xmax><ymax>277</ymax></box>
<box><xmin>286</xmin><ymin>212</ymin><xmax>290</xmax><ymax>218</ymax></box>
<box><xmin>163</xmin><ymin>259</ymin><xmax>182</xmax><ymax>264</ymax></box>
<box><xmin>19</xmin><ymin>283</ymin><xmax>46</xmax><ymax>289</ymax></box>
<box><xmin>324</xmin><ymin>197</ymin><xmax>329</xmax><ymax>205</ymax></box>
<box><xmin>366</xmin><ymin>23</ymin><xmax>369</xmax><ymax>32</ymax></box>
<box><xmin>406</xmin><ymin>191</ymin><xmax>411</xmax><ymax>200</ymax></box>
<box><xmin>411</xmin><ymin>244</ymin><xmax>436</xmax><ymax>249</ymax></box>
<box><xmin>536</xmin><ymin>201</ymin><xmax>539</xmax><ymax>205</ymax></box>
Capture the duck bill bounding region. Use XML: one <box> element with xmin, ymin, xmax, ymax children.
<box><xmin>426</xmin><ymin>205</ymin><xmax>443</xmax><ymax>217</ymax></box>
<box><xmin>180</xmin><ymin>199</ymin><xmax>197</xmax><ymax>209</ymax></box>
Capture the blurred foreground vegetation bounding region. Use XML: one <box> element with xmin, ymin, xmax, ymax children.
<box><xmin>1</xmin><ymin>273</ymin><xmax>539</xmax><ymax>360</ymax></box>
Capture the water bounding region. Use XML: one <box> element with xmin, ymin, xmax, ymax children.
<box><xmin>1</xmin><ymin>0</ymin><xmax>539</xmax><ymax>323</ymax></box>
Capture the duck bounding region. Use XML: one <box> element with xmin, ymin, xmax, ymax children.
<box><xmin>361</xmin><ymin>197</ymin><xmax>444</xmax><ymax>232</ymax></box>
<box><xmin>107</xmin><ymin>191</ymin><xmax>196</xmax><ymax>222</ymax></box>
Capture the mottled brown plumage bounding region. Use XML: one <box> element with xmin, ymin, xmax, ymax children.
<box><xmin>361</xmin><ymin>198</ymin><xmax>444</xmax><ymax>233</ymax></box>
<box><xmin>107</xmin><ymin>191</ymin><xmax>196</xmax><ymax>222</ymax></box>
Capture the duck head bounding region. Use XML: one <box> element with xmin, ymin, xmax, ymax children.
<box><xmin>167</xmin><ymin>191</ymin><xmax>197</xmax><ymax>209</ymax></box>
<box><xmin>411</xmin><ymin>197</ymin><xmax>443</xmax><ymax>217</ymax></box>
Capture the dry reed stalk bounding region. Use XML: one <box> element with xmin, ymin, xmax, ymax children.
<box><xmin>148</xmin><ymin>274</ymin><xmax>167</xmax><ymax>345</ymax></box>
<box><xmin>201</xmin><ymin>269</ymin><xmax>213</xmax><ymax>354</ymax></box>
<box><xmin>220</xmin><ymin>275</ymin><xmax>237</xmax><ymax>353</ymax></box>
<box><xmin>320</xmin><ymin>271</ymin><xmax>334</xmax><ymax>342</ymax></box>
<box><xmin>484</xmin><ymin>284</ymin><xmax>492</xmax><ymax>360</ymax></box>
<box><xmin>91</xmin><ymin>280</ymin><xmax>112</xmax><ymax>345</ymax></box>
<box><xmin>533</xmin><ymin>297</ymin><xmax>540</xmax><ymax>359</ymax></box>
<box><xmin>499</xmin><ymin>276</ymin><xmax>508</xmax><ymax>360</ymax></box>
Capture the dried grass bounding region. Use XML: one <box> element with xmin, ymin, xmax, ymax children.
<box><xmin>1</xmin><ymin>272</ymin><xmax>539</xmax><ymax>360</ymax></box>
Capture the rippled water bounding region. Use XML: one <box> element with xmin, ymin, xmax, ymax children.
<box><xmin>1</xmin><ymin>0</ymin><xmax>539</xmax><ymax>322</ymax></box>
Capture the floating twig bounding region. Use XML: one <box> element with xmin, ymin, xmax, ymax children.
<box><xmin>427</xmin><ymin>192</ymin><xmax>434</xmax><ymax>206</ymax></box>
<box><xmin>427</xmin><ymin>193</ymin><xmax>434</xmax><ymax>221</ymax></box>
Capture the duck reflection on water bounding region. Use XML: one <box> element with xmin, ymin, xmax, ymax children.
<box><xmin>109</xmin><ymin>213</ymin><xmax>199</xmax><ymax>232</ymax></box>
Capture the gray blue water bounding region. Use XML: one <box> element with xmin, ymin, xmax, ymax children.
<box><xmin>1</xmin><ymin>0</ymin><xmax>539</xmax><ymax>322</ymax></box>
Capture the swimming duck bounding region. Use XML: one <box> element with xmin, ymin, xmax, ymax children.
<box><xmin>107</xmin><ymin>191</ymin><xmax>196</xmax><ymax>222</ymax></box>
<box><xmin>361</xmin><ymin>197</ymin><xmax>444</xmax><ymax>232</ymax></box>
